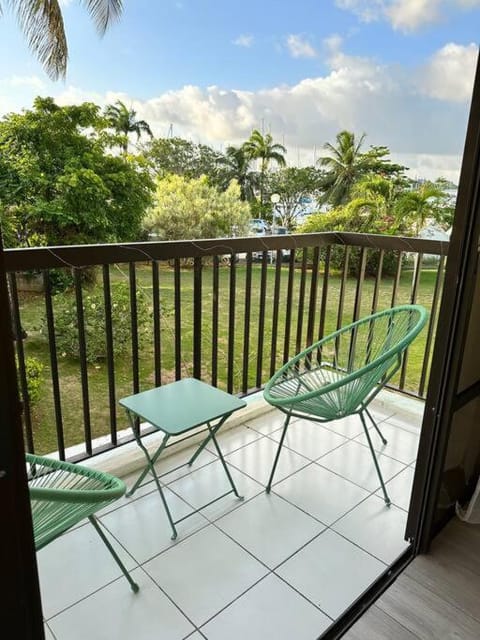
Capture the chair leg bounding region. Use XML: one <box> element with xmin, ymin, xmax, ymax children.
<box><xmin>359</xmin><ymin>412</ymin><xmax>391</xmax><ymax>506</ymax></box>
<box><xmin>88</xmin><ymin>516</ymin><xmax>139</xmax><ymax>593</ymax></box>
<box><xmin>365</xmin><ymin>407</ymin><xmax>387</xmax><ymax>445</ymax></box>
<box><xmin>266</xmin><ymin>413</ymin><xmax>292</xmax><ymax>493</ymax></box>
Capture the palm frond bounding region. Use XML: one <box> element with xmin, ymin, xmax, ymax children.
<box><xmin>5</xmin><ymin>1</ymin><xmax>123</xmax><ymax>79</ymax></box>
<box><xmin>81</xmin><ymin>0</ymin><xmax>123</xmax><ymax>35</ymax></box>
<box><xmin>8</xmin><ymin>0</ymin><xmax>67</xmax><ymax>80</ymax></box>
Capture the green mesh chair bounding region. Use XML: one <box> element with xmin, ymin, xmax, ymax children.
<box><xmin>263</xmin><ymin>305</ymin><xmax>427</xmax><ymax>503</ymax></box>
<box><xmin>27</xmin><ymin>453</ymin><xmax>139</xmax><ymax>592</ymax></box>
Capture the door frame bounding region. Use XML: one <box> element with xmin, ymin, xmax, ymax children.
<box><xmin>0</xmin><ymin>231</ymin><xmax>45</xmax><ymax>639</ymax></box>
<box><xmin>406</xmin><ymin>52</ymin><xmax>480</xmax><ymax>551</ymax></box>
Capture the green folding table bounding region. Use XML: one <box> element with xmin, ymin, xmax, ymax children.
<box><xmin>119</xmin><ymin>378</ymin><xmax>246</xmax><ymax>539</ymax></box>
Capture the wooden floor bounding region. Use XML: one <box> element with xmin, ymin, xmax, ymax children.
<box><xmin>343</xmin><ymin>517</ymin><xmax>480</xmax><ymax>639</ymax></box>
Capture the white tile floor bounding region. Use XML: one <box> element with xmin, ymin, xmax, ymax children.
<box><xmin>41</xmin><ymin>396</ymin><xmax>424</xmax><ymax>640</ymax></box>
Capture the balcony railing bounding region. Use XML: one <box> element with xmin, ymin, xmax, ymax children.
<box><xmin>4</xmin><ymin>232</ymin><xmax>448</xmax><ymax>462</ymax></box>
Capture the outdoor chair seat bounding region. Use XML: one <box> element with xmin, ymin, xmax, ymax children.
<box><xmin>27</xmin><ymin>453</ymin><xmax>139</xmax><ymax>592</ymax></box>
<box><xmin>264</xmin><ymin>305</ymin><xmax>427</xmax><ymax>502</ymax></box>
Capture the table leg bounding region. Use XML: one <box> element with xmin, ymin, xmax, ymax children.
<box><xmin>126</xmin><ymin>432</ymin><xmax>169</xmax><ymax>497</ymax></box>
<box><xmin>206</xmin><ymin>420</ymin><xmax>243</xmax><ymax>500</ymax></box>
<box><xmin>124</xmin><ymin>410</ymin><xmax>179</xmax><ymax>539</ymax></box>
<box><xmin>187</xmin><ymin>413</ymin><xmax>231</xmax><ymax>467</ymax></box>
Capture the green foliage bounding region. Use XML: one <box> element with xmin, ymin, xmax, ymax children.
<box><xmin>144</xmin><ymin>174</ymin><xmax>251</xmax><ymax>240</ymax></box>
<box><xmin>145</xmin><ymin>137</ymin><xmax>226</xmax><ymax>187</ymax></box>
<box><xmin>220</xmin><ymin>145</ymin><xmax>259</xmax><ymax>201</ymax></box>
<box><xmin>242</xmin><ymin>129</ymin><xmax>287</xmax><ymax>205</ymax></box>
<box><xmin>395</xmin><ymin>180</ymin><xmax>453</xmax><ymax>234</ymax></box>
<box><xmin>104</xmin><ymin>100</ymin><xmax>153</xmax><ymax>153</ymax></box>
<box><xmin>0</xmin><ymin>96</ymin><xmax>154</xmax><ymax>247</ymax></box>
<box><xmin>24</xmin><ymin>357</ymin><xmax>44</xmax><ymax>404</ymax></box>
<box><xmin>300</xmin><ymin>178</ymin><xmax>409</xmax><ymax>276</ymax></box>
<box><xmin>49</xmin><ymin>283</ymin><xmax>150</xmax><ymax>363</ymax></box>
<box><xmin>319</xmin><ymin>130</ymin><xmax>407</xmax><ymax>207</ymax></box>
<box><xmin>266</xmin><ymin>166</ymin><xmax>325</xmax><ymax>229</ymax></box>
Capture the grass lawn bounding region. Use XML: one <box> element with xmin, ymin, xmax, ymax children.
<box><xmin>17</xmin><ymin>261</ymin><xmax>442</xmax><ymax>455</ymax></box>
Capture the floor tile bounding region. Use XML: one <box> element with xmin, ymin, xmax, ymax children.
<box><xmin>382</xmin><ymin>412</ymin><xmax>423</xmax><ymax>434</ymax></box>
<box><xmin>48</xmin><ymin>568</ymin><xmax>194</xmax><ymax>640</ymax></box>
<box><xmin>332</xmin><ymin>494</ymin><xmax>410</xmax><ymax>564</ymax></box>
<box><xmin>277</xmin><ymin>529</ymin><xmax>386</xmax><ymax>620</ymax></box>
<box><xmin>273</xmin><ymin>464</ymin><xmax>369</xmax><ymax>525</ymax></box>
<box><xmin>168</xmin><ymin>459</ymin><xmax>263</xmax><ymax>521</ymax></box>
<box><xmin>368</xmin><ymin>404</ymin><xmax>396</xmax><ymax>423</ymax></box>
<box><xmin>320</xmin><ymin>414</ymin><xmax>367</xmax><ymax>439</ymax></box>
<box><xmin>318</xmin><ymin>440</ymin><xmax>406</xmax><ymax>492</ymax></box>
<box><xmin>377</xmin><ymin>466</ymin><xmax>416</xmax><ymax>511</ymax></box>
<box><xmin>38</xmin><ymin>522</ymin><xmax>137</xmax><ymax>620</ymax></box>
<box><xmin>156</xmin><ymin>444</ymin><xmax>218</xmax><ymax>484</ymax></box>
<box><xmin>244</xmin><ymin>410</ymin><xmax>288</xmax><ymax>435</ymax></box>
<box><xmin>98</xmin><ymin>446</ymin><xmax>219</xmax><ymax>518</ymax></box>
<box><xmin>268</xmin><ymin>419</ymin><xmax>347</xmax><ymax>461</ymax></box>
<box><xmin>205</xmin><ymin>423</ymin><xmax>264</xmax><ymax>455</ymax></box>
<box><xmin>225</xmin><ymin>437</ymin><xmax>310</xmax><ymax>487</ymax></box>
<box><xmin>216</xmin><ymin>492</ymin><xmax>325</xmax><ymax>568</ymax></box>
<box><xmin>201</xmin><ymin>573</ymin><xmax>331</xmax><ymax>640</ymax></box>
<box><xmin>355</xmin><ymin>421</ymin><xmax>420</xmax><ymax>465</ymax></box>
<box><xmin>144</xmin><ymin>525</ymin><xmax>268</xmax><ymax>626</ymax></box>
<box><xmin>99</xmin><ymin>487</ymin><xmax>209</xmax><ymax>564</ymax></box>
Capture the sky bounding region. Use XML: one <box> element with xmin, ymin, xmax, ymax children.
<box><xmin>0</xmin><ymin>0</ymin><xmax>479</xmax><ymax>181</ymax></box>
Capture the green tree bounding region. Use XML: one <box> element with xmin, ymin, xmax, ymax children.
<box><xmin>300</xmin><ymin>175</ymin><xmax>409</xmax><ymax>276</ymax></box>
<box><xmin>266</xmin><ymin>166</ymin><xmax>324</xmax><ymax>230</ymax></box>
<box><xmin>0</xmin><ymin>0</ymin><xmax>122</xmax><ymax>79</ymax></box>
<box><xmin>144</xmin><ymin>175</ymin><xmax>250</xmax><ymax>241</ymax></box>
<box><xmin>242</xmin><ymin>130</ymin><xmax>287</xmax><ymax>205</ymax></box>
<box><xmin>145</xmin><ymin>137</ymin><xmax>226</xmax><ymax>186</ymax></box>
<box><xmin>105</xmin><ymin>100</ymin><xmax>153</xmax><ymax>153</ymax></box>
<box><xmin>0</xmin><ymin>96</ymin><xmax>153</xmax><ymax>247</ymax></box>
<box><xmin>221</xmin><ymin>145</ymin><xmax>259</xmax><ymax>201</ymax></box>
<box><xmin>396</xmin><ymin>181</ymin><xmax>451</xmax><ymax>235</ymax></box>
<box><xmin>319</xmin><ymin>131</ymin><xmax>406</xmax><ymax>206</ymax></box>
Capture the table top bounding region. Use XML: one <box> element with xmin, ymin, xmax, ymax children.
<box><xmin>119</xmin><ymin>378</ymin><xmax>246</xmax><ymax>435</ymax></box>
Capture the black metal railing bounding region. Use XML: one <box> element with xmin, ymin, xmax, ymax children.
<box><xmin>4</xmin><ymin>232</ymin><xmax>449</xmax><ymax>461</ymax></box>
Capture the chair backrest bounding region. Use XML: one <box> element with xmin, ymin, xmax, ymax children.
<box><xmin>264</xmin><ymin>305</ymin><xmax>427</xmax><ymax>420</ymax></box>
<box><xmin>27</xmin><ymin>453</ymin><xmax>125</xmax><ymax>550</ymax></box>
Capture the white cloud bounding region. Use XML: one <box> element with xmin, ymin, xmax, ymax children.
<box><xmin>386</xmin><ymin>0</ymin><xmax>441</xmax><ymax>32</ymax></box>
<box><xmin>335</xmin><ymin>0</ymin><xmax>385</xmax><ymax>22</ymax></box>
<box><xmin>8</xmin><ymin>75</ymin><xmax>46</xmax><ymax>90</ymax></box>
<box><xmin>1</xmin><ymin>42</ymin><xmax>476</xmax><ymax>182</ymax></box>
<box><xmin>286</xmin><ymin>35</ymin><xmax>317</xmax><ymax>58</ymax></box>
<box><xmin>419</xmin><ymin>43</ymin><xmax>478</xmax><ymax>102</ymax></box>
<box><xmin>336</xmin><ymin>0</ymin><xmax>480</xmax><ymax>31</ymax></box>
<box><xmin>233</xmin><ymin>34</ymin><xmax>254</xmax><ymax>48</ymax></box>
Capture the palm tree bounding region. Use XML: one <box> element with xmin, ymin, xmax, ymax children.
<box><xmin>242</xmin><ymin>130</ymin><xmax>286</xmax><ymax>205</ymax></box>
<box><xmin>319</xmin><ymin>130</ymin><xmax>366</xmax><ymax>207</ymax></box>
<box><xmin>222</xmin><ymin>145</ymin><xmax>258</xmax><ymax>201</ymax></box>
<box><xmin>1</xmin><ymin>1</ymin><xmax>123</xmax><ymax>80</ymax></box>
<box><xmin>104</xmin><ymin>100</ymin><xmax>153</xmax><ymax>153</ymax></box>
<box><xmin>395</xmin><ymin>182</ymin><xmax>448</xmax><ymax>235</ymax></box>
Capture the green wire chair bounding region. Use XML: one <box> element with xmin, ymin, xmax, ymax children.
<box><xmin>27</xmin><ymin>453</ymin><xmax>139</xmax><ymax>593</ymax></box>
<box><xmin>263</xmin><ymin>305</ymin><xmax>427</xmax><ymax>504</ymax></box>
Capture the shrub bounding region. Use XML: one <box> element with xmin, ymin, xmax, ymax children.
<box><xmin>48</xmin><ymin>266</ymin><xmax>98</xmax><ymax>294</ymax></box>
<box><xmin>24</xmin><ymin>357</ymin><xmax>44</xmax><ymax>404</ymax></box>
<box><xmin>49</xmin><ymin>283</ymin><xmax>151</xmax><ymax>363</ymax></box>
<box><xmin>299</xmin><ymin>206</ymin><xmax>406</xmax><ymax>277</ymax></box>
<box><xmin>144</xmin><ymin>175</ymin><xmax>250</xmax><ymax>240</ymax></box>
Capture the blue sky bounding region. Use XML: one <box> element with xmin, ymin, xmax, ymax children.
<box><xmin>0</xmin><ymin>0</ymin><xmax>479</xmax><ymax>180</ymax></box>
